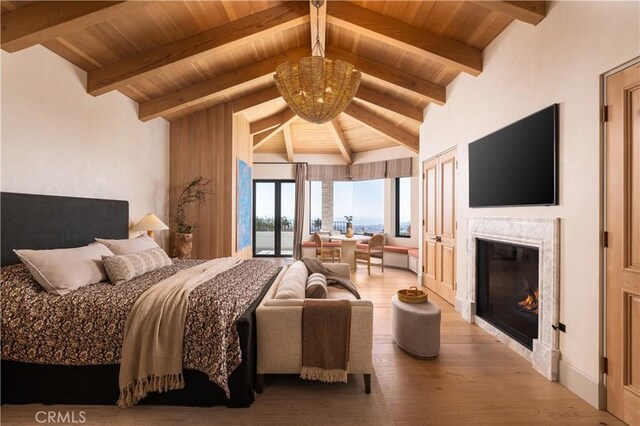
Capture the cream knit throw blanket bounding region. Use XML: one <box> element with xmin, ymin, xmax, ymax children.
<box><xmin>117</xmin><ymin>257</ymin><xmax>244</xmax><ymax>407</ymax></box>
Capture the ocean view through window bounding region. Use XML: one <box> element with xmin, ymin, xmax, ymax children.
<box><xmin>334</xmin><ymin>180</ymin><xmax>384</xmax><ymax>234</ymax></box>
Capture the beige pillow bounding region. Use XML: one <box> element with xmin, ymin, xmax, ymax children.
<box><xmin>14</xmin><ymin>243</ymin><xmax>114</xmax><ymax>295</ymax></box>
<box><xmin>102</xmin><ymin>247</ymin><xmax>172</xmax><ymax>285</ymax></box>
<box><xmin>274</xmin><ymin>261</ymin><xmax>308</xmax><ymax>299</ymax></box>
<box><xmin>95</xmin><ymin>234</ymin><xmax>159</xmax><ymax>255</ymax></box>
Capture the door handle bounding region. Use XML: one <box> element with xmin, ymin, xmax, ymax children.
<box><xmin>435</xmin><ymin>236</ymin><xmax>442</xmax><ymax>243</ymax></box>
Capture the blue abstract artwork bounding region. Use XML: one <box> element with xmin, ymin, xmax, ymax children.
<box><xmin>237</xmin><ymin>159</ymin><xmax>252</xmax><ymax>251</ymax></box>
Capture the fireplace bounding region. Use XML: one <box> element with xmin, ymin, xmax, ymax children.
<box><xmin>476</xmin><ymin>239</ymin><xmax>539</xmax><ymax>350</ymax></box>
<box><xmin>465</xmin><ymin>217</ymin><xmax>560</xmax><ymax>381</ymax></box>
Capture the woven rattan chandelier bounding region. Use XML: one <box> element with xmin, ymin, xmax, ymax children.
<box><xmin>274</xmin><ymin>0</ymin><xmax>361</xmax><ymax>124</ymax></box>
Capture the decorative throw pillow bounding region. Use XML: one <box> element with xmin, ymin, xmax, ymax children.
<box><xmin>102</xmin><ymin>247</ymin><xmax>172</xmax><ymax>285</ymax></box>
<box><xmin>14</xmin><ymin>242</ymin><xmax>114</xmax><ymax>295</ymax></box>
<box><xmin>274</xmin><ymin>261</ymin><xmax>308</xmax><ymax>299</ymax></box>
<box><xmin>306</xmin><ymin>273</ymin><xmax>328</xmax><ymax>299</ymax></box>
<box><xmin>95</xmin><ymin>234</ymin><xmax>159</xmax><ymax>256</ymax></box>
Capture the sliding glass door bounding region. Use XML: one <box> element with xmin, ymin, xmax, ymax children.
<box><xmin>253</xmin><ymin>180</ymin><xmax>295</xmax><ymax>257</ymax></box>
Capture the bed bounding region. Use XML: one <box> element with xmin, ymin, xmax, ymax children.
<box><xmin>0</xmin><ymin>192</ymin><xmax>280</xmax><ymax>407</ymax></box>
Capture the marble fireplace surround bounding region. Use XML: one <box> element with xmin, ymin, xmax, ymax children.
<box><xmin>461</xmin><ymin>217</ymin><xmax>560</xmax><ymax>381</ymax></box>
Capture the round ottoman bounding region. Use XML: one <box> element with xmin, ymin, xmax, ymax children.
<box><xmin>391</xmin><ymin>295</ymin><xmax>441</xmax><ymax>359</ymax></box>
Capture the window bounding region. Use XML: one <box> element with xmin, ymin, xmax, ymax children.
<box><xmin>333</xmin><ymin>179</ymin><xmax>384</xmax><ymax>234</ymax></box>
<box><xmin>309</xmin><ymin>181</ymin><xmax>322</xmax><ymax>232</ymax></box>
<box><xmin>395</xmin><ymin>177</ymin><xmax>411</xmax><ymax>237</ymax></box>
<box><xmin>253</xmin><ymin>180</ymin><xmax>295</xmax><ymax>257</ymax></box>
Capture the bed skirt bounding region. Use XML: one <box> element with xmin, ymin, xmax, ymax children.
<box><xmin>1</xmin><ymin>267</ymin><xmax>280</xmax><ymax>407</ymax></box>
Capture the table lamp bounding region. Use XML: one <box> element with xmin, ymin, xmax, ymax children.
<box><xmin>131</xmin><ymin>213</ymin><xmax>169</xmax><ymax>239</ymax></box>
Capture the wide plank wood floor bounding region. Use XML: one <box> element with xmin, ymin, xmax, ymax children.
<box><xmin>348</xmin><ymin>262</ymin><xmax>621</xmax><ymax>425</ymax></box>
<box><xmin>2</xmin><ymin>259</ymin><xmax>623</xmax><ymax>425</ymax></box>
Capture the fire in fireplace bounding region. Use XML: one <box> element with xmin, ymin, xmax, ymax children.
<box><xmin>476</xmin><ymin>239</ymin><xmax>539</xmax><ymax>349</ymax></box>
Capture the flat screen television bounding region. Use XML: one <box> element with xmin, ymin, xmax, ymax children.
<box><xmin>468</xmin><ymin>104</ymin><xmax>558</xmax><ymax>208</ymax></box>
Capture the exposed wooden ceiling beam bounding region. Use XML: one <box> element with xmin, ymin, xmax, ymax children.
<box><xmin>326</xmin><ymin>2</ymin><xmax>482</xmax><ymax>76</ymax></box>
<box><xmin>139</xmin><ymin>46</ymin><xmax>309</xmax><ymax>121</ymax></box>
<box><xmin>250</xmin><ymin>112</ymin><xmax>285</xmax><ymax>135</ymax></box>
<box><xmin>343</xmin><ymin>102</ymin><xmax>419</xmax><ymax>153</ymax></box>
<box><xmin>309</xmin><ymin>0</ymin><xmax>326</xmax><ymax>54</ymax></box>
<box><xmin>470</xmin><ymin>1</ymin><xmax>547</xmax><ymax>26</ymax></box>
<box><xmin>355</xmin><ymin>86</ymin><xmax>424</xmax><ymax>123</ymax></box>
<box><xmin>87</xmin><ymin>2</ymin><xmax>309</xmax><ymax>95</ymax></box>
<box><xmin>232</xmin><ymin>86</ymin><xmax>281</xmax><ymax>114</ymax></box>
<box><xmin>283</xmin><ymin>124</ymin><xmax>295</xmax><ymax>162</ymax></box>
<box><xmin>253</xmin><ymin>109</ymin><xmax>297</xmax><ymax>150</ymax></box>
<box><xmin>326</xmin><ymin>120</ymin><xmax>353</xmax><ymax>164</ymax></box>
<box><xmin>1</xmin><ymin>1</ymin><xmax>147</xmax><ymax>53</ymax></box>
<box><xmin>327</xmin><ymin>45</ymin><xmax>446</xmax><ymax>105</ymax></box>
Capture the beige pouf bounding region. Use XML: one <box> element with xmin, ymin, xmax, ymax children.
<box><xmin>391</xmin><ymin>294</ymin><xmax>441</xmax><ymax>359</ymax></box>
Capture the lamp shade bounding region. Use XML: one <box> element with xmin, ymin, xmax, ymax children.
<box><xmin>131</xmin><ymin>214</ymin><xmax>169</xmax><ymax>232</ymax></box>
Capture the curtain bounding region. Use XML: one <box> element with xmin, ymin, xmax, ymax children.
<box><xmin>349</xmin><ymin>161</ymin><xmax>387</xmax><ymax>181</ymax></box>
<box><xmin>386</xmin><ymin>157</ymin><xmax>413</xmax><ymax>178</ymax></box>
<box><xmin>306</xmin><ymin>164</ymin><xmax>350</xmax><ymax>181</ymax></box>
<box><xmin>293</xmin><ymin>163</ymin><xmax>307</xmax><ymax>260</ymax></box>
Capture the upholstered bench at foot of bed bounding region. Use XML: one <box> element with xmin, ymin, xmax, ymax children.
<box><xmin>256</xmin><ymin>262</ymin><xmax>373</xmax><ymax>394</ymax></box>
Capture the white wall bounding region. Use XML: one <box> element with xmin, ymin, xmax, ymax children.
<box><xmin>254</xmin><ymin>147</ymin><xmax>419</xmax><ymax>248</ymax></box>
<box><xmin>1</xmin><ymin>46</ymin><xmax>170</xmax><ymax>246</ymax></box>
<box><xmin>418</xmin><ymin>1</ymin><xmax>639</xmax><ymax>407</ymax></box>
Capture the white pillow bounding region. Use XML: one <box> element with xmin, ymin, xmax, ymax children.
<box><xmin>95</xmin><ymin>234</ymin><xmax>159</xmax><ymax>255</ymax></box>
<box><xmin>274</xmin><ymin>261</ymin><xmax>308</xmax><ymax>299</ymax></box>
<box><xmin>14</xmin><ymin>243</ymin><xmax>114</xmax><ymax>295</ymax></box>
<box><xmin>102</xmin><ymin>247</ymin><xmax>172</xmax><ymax>285</ymax></box>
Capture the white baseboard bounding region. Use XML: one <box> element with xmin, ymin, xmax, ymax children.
<box><xmin>559</xmin><ymin>360</ymin><xmax>602</xmax><ymax>409</ymax></box>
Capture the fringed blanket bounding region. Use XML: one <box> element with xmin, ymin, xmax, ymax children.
<box><xmin>118</xmin><ymin>257</ymin><xmax>243</xmax><ymax>407</ymax></box>
<box><xmin>301</xmin><ymin>299</ymin><xmax>352</xmax><ymax>383</ymax></box>
<box><xmin>302</xmin><ymin>257</ymin><xmax>361</xmax><ymax>299</ymax></box>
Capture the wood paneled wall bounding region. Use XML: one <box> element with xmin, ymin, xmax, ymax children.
<box><xmin>169</xmin><ymin>103</ymin><xmax>239</xmax><ymax>259</ymax></box>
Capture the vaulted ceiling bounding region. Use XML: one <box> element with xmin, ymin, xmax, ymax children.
<box><xmin>1</xmin><ymin>1</ymin><xmax>546</xmax><ymax>161</ymax></box>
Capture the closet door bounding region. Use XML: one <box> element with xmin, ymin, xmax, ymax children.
<box><xmin>423</xmin><ymin>149</ymin><xmax>457</xmax><ymax>305</ymax></box>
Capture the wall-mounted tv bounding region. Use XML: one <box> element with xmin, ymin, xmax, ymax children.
<box><xmin>468</xmin><ymin>104</ymin><xmax>558</xmax><ymax>208</ymax></box>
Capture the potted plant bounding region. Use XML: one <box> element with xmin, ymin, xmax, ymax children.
<box><xmin>345</xmin><ymin>215</ymin><xmax>354</xmax><ymax>238</ymax></box>
<box><xmin>312</xmin><ymin>218</ymin><xmax>322</xmax><ymax>231</ymax></box>
<box><xmin>173</xmin><ymin>176</ymin><xmax>211</xmax><ymax>259</ymax></box>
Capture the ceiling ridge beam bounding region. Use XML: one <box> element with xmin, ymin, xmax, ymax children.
<box><xmin>283</xmin><ymin>124</ymin><xmax>294</xmax><ymax>163</ymax></box>
<box><xmin>253</xmin><ymin>109</ymin><xmax>297</xmax><ymax>150</ymax></box>
<box><xmin>343</xmin><ymin>102</ymin><xmax>419</xmax><ymax>153</ymax></box>
<box><xmin>1</xmin><ymin>1</ymin><xmax>148</xmax><ymax>53</ymax></box>
<box><xmin>326</xmin><ymin>120</ymin><xmax>353</xmax><ymax>164</ymax></box>
<box><xmin>310</xmin><ymin>0</ymin><xmax>326</xmax><ymax>52</ymax></box>
<box><xmin>326</xmin><ymin>2</ymin><xmax>482</xmax><ymax>76</ymax></box>
<box><xmin>139</xmin><ymin>46</ymin><xmax>309</xmax><ymax>121</ymax></box>
<box><xmin>327</xmin><ymin>45</ymin><xmax>446</xmax><ymax>105</ymax></box>
<box><xmin>87</xmin><ymin>2</ymin><xmax>309</xmax><ymax>95</ymax></box>
<box><xmin>470</xmin><ymin>1</ymin><xmax>547</xmax><ymax>26</ymax></box>
<box><xmin>355</xmin><ymin>86</ymin><xmax>424</xmax><ymax>123</ymax></box>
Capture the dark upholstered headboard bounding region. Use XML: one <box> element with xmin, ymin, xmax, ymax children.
<box><xmin>1</xmin><ymin>192</ymin><xmax>129</xmax><ymax>265</ymax></box>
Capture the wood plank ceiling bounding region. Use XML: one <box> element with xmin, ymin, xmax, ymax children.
<box><xmin>1</xmin><ymin>1</ymin><xmax>546</xmax><ymax>161</ymax></box>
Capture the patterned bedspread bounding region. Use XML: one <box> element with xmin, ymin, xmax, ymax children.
<box><xmin>1</xmin><ymin>258</ymin><xmax>279</xmax><ymax>394</ymax></box>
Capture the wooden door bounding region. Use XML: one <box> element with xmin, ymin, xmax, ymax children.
<box><xmin>423</xmin><ymin>149</ymin><xmax>457</xmax><ymax>305</ymax></box>
<box><xmin>423</xmin><ymin>158</ymin><xmax>438</xmax><ymax>287</ymax></box>
<box><xmin>606</xmin><ymin>62</ymin><xmax>640</xmax><ymax>426</ymax></box>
